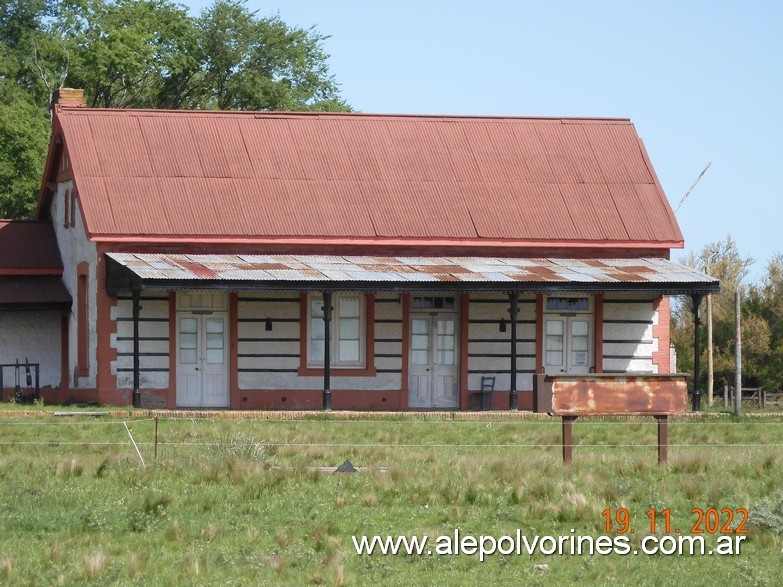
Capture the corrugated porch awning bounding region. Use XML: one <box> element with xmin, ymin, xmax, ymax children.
<box><xmin>105</xmin><ymin>253</ymin><xmax>719</xmax><ymax>295</ymax></box>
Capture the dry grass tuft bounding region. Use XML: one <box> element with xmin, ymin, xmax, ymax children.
<box><xmin>127</xmin><ymin>551</ymin><xmax>145</xmax><ymax>579</ymax></box>
<box><xmin>275</xmin><ymin>529</ymin><xmax>295</xmax><ymax>549</ymax></box>
<box><xmin>262</xmin><ymin>554</ymin><xmax>286</xmax><ymax>573</ymax></box>
<box><xmin>201</xmin><ymin>523</ymin><xmax>221</xmax><ymax>542</ymax></box>
<box><xmin>84</xmin><ymin>551</ymin><xmax>108</xmax><ymax>579</ymax></box>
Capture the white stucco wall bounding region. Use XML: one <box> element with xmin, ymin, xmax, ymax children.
<box><xmin>237</xmin><ymin>293</ymin><xmax>402</xmax><ymax>391</ymax></box>
<box><xmin>0</xmin><ymin>311</ymin><xmax>61</xmax><ymax>388</ymax></box>
<box><xmin>111</xmin><ymin>293</ymin><xmax>170</xmax><ymax>389</ymax></box>
<box><xmin>602</xmin><ymin>295</ymin><xmax>657</xmax><ymax>373</ymax></box>
<box><xmin>467</xmin><ymin>294</ymin><xmax>536</xmax><ymax>391</ymax></box>
<box><xmin>49</xmin><ymin>178</ymin><xmax>98</xmax><ymax>388</ymax></box>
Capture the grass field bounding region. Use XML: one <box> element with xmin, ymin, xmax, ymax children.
<box><xmin>0</xmin><ymin>409</ymin><xmax>780</xmax><ymax>585</ymax></box>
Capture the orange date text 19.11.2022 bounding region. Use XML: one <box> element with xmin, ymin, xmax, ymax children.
<box><xmin>601</xmin><ymin>508</ymin><xmax>749</xmax><ymax>535</ymax></box>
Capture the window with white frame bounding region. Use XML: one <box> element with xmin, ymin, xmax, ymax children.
<box><xmin>308</xmin><ymin>294</ymin><xmax>365</xmax><ymax>368</ymax></box>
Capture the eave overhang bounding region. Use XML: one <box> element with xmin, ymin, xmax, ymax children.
<box><xmin>105</xmin><ymin>253</ymin><xmax>720</xmax><ymax>296</ymax></box>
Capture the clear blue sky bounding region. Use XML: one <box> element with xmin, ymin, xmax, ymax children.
<box><xmin>183</xmin><ymin>0</ymin><xmax>782</xmax><ymax>282</ymax></box>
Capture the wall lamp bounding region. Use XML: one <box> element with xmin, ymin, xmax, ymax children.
<box><xmin>499</xmin><ymin>317</ymin><xmax>507</xmax><ymax>333</ymax></box>
<box><xmin>265</xmin><ymin>318</ymin><xmax>273</xmax><ymax>331</ymax></box>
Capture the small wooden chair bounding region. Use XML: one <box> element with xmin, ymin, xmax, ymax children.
<box><xmin>472</xmin><ymin>376</ymin><xmax>496</xmax><ymax>410</ymax></box>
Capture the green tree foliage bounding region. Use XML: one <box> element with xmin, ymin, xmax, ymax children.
<box><xmin>672</xmin><ymin>237</ymin><xmax>783</xmax><ymax>394</ymax></box>
<box><xmin>0</xmin><ymin>0</ymin><xmax>348</xmax><ymax>218</ymax></box>
<box><xmin>747</xmin><ymin>253</ymin><xmax>783</xmax><ymax>390</ymax></box>
<box><xmin>197</xmin><ymin>1</ymin><xmax>347</xmax><ymax>111</ymax></box>
<box><xmin>0</xmin><ymin>82</ymin><xmax>51</xmax><ymax>218</ymax></box>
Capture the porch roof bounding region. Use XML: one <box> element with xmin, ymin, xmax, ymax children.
<box><xmin>105</xmin><ymin>253</ymin><xmax>719</xmax><ymax>295</ymax></box>
<box><xmin>0</xmin><ymin>276</ymin><xmax>72</xmax><ymax>310</ymax></box>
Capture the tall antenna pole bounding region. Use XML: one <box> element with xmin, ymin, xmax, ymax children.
<box><xmin>674</xmin><ymin>162</ymin><xmax>711</xmax><ymax>213</ymax></box>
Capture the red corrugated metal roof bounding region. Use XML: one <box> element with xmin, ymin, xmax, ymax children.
<box><xmin>0</xmin><ymin>221</ymin><xmax>63</xmax><ymax>273</ymax></box>
<box><xmin>52</xmin><ymin>109</ymin><xmax>683</xmax><ymax>248</ymax></box>
<box><xmin>0</xmin><ymin>276</ymin><xmax>71</xmax><ymax>309</ymax></box>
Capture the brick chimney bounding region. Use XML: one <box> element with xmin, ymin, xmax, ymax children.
<box><xmin>51</xmin><ymin>88</ymin><xmax>85</xmax><ymax>109</ymax></box>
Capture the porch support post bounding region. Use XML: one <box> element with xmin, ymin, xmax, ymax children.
<box><xmin>562</xmin><ymin>415</ymin><xmax>577</xmax><ymax>465</ymax></box>
<box><xmin>509</xmin><ymin>292</ymin><xmax>519</xmax><ymax>411</ymax></box>
<box><xmin>656</xmin><ymin>415</ymin><xmax>668</xmax><ymax>465</ymax></box>
<box><xmin>322</xmin><ymin>291</ymin><xmax>333</xmax><ymax>411</ymax></box>
<box><xmin>132</xmin><ymin>288</ymin><xmax>141</xmax><ymax>408</ymax></box>
<box><xmin>691</xmin><ymin>294</ymin><xmax>703</xmax><ymax>412</ymax></box>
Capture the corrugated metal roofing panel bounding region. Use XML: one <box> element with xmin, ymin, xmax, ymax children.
<box><xmin>0</xmin><ymin>221</ymin><xmax>63</xmax><ymax>271</ymax></box>
<box><xmin>587</xmin><ymin>123</ymin><xmax>653</xmax><ymax>184</ymax></box>
<box><xmin>107</xmin><ymin>253</ymin><xmax>717</xmax><ymax>290</ymax></box>
<box><xmin>55</xmin><ymin>109</ymin><xmax>684</xmax><ymax>247</ymax></box>
<box><xmin>90</xmin><ymin>115</ymin><xmax>154</xmax><ymax>178</ymax></box>
<box><xmin>74</xmin><ymin>176</ymin><xmax>114</xmax><ymax>235</ymax></box>
<box><xmin>188</xmin><ymin>116</ymin><xmax>253</xmax><ymax>178</ymax></box>
<box><xmin>138</xmin><ymin>115</ymin><xmax>204</xmax><ymax>178</ymax></box>
<box><xmin>558</xmin><ymin>184</ymin><xmax>629</xmax><ymax>240</ymax></box>
<box><xmin>58</xmin><ymin>114</ymin><xmax>103</xmax><ymax>177</ymax></box>
<box><xmin>0</xmin><ymin>276</ymin><xmax>71</xmax><ymax>308</ymax></box>
<box><xmin>534</xmin><ymin>122</ymin><xmax>605</xmax><ymax>184</ymax></box>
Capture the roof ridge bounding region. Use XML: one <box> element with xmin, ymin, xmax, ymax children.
<box><xmin>57</xmin><ymin>107</ymin><xmax>632</xmax><ymax>123</ymax></box>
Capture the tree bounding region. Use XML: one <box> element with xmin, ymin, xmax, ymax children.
<box><xmin>53</xmin><ymin>0</ymin><xmax>199</xmax><ymax>108</ymax></box>
<box><xmin>747</xmin><ymin>253</ymin><xmax>783</xmax><ymax>390</ymax></box>
<box><xmin>0</xmin><ymin>0</ymin><xmax>349</xmax><ymax>218</ymax></box>
<box><xmin>196</xmin><ymin>1</ymin><xmax>348</xmax><ymax>111</ymax></box>
<box><xmin>671</xmin><ymin>237</ymin><xmax>756</xmax><ymax>393</ymax></box>
<box><xmin>0</xmin><ymin>83</ymin><xmax>51</xmax><ymax>218</ymax></box>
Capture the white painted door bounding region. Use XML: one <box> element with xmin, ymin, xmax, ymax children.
<box><xmin>544</xmin><ymin>316</ymin><xmax>592</xmax><ymax>374</ymax></box>
<box><xmin>409</xmin><ymin>314</ymin><xmax>459</xmax><ymax>408</ymax></box>
<box><xmin>176</xmin><ymin>314</ymin><xmax>229</xmax><ymax>407</ymax></box>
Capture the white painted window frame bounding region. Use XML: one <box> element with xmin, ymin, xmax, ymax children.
<box><xmin>306</xmin><ymin>293</ymin><xmax>366</xmax><ymax>369</ymax></box>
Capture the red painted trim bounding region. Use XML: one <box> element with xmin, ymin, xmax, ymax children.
<box><xmin>89</xmin><ymin>234</ymin><xmax>685</xmax><ymax>250</ymax></box>
<box><xmin>400</xmin><ymin>294</ymin><xmax>410</xmax><ymax>410</ymax></box>
<box><xmin>297</xmin><ymin>292</ymin><xmax>377</xmax><ymax>377</ymax></box>
<box><xmin>167</xmin><ymin>292</ymin><xmax>177</xmax><ymax>408</ymax></box>
<box><xmin>594</xmin><ymin>294</ymin><xmax>604</xmax><ymax>373</ymax></box>
<box><xmin>229</xmin><ymin>293</ymin><xmax>239</xmax><ymax>408</ymax></box>
<box><xmin>95</xmin><ymin>246</ymin><xmax>120</xmax><ymax>403</ymax></box>
<box><xmin>459</xmin><ymin>293</ymin><xmax>470</xmax><ymax>409</ymax></box>
<box><xmin>652</xmin><ymin>295</ymin><xmax>671</xmax><ymax>373</ymax></box>
<box><xmin>535</xmin><ymin>294</ymin><xmax>544</xmax><ymax>374</ymax></box>
<box><xmin>76</xmin><ymin>262</ymin><xmax>89</xmax><ymax>377</ymax></box>
<box><xmin>0</xmin><ymin>268</ymin><xmax>63</xmax><ymax>276</ymax></box>
<box><xmin>60</xmin><ymin>309</ymin><xmax>70</xmax><ymax>397</ymax></box>
<box><xmin>57</xmin><ymin>169</ymin><xmax>74</xmax><ymax>183</ymax></box>
<box><xmin>34</xmin><ymin>125</ymin><xmax>62</xmax><ymax>219</ymax></box>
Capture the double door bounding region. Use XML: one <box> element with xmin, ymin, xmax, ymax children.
<box><xmin>408</xmin><ymin>314</ymin><xmax>459</xmax><ymax>408</ymax></box>
<box><xmin>176</xmin><ymin>313</ymin><xmax>229</xmax><ymax>407</ymax></box>
<box><xmin>543</xmin><ymin>316</ymin><xmax>592</xmax><ymax>374</ymax></box>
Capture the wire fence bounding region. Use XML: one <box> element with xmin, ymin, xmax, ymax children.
<box><xmin>0</xmin><ymin>415</ymin><xmax>780</xmax><ymax>459</ymax></box>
